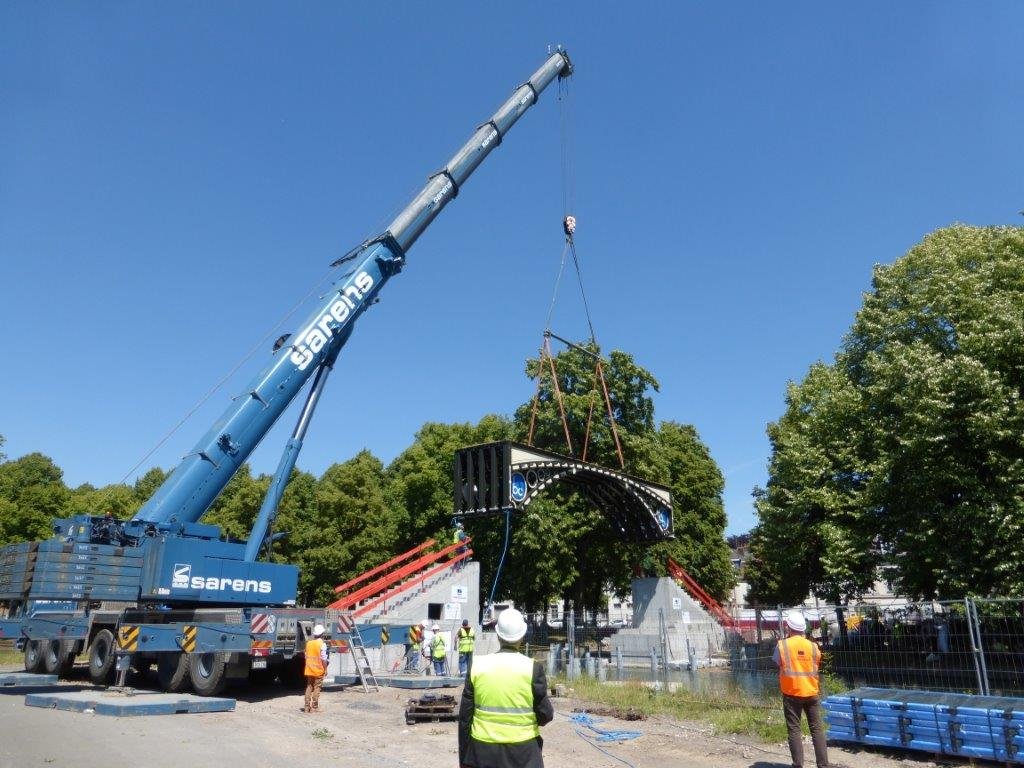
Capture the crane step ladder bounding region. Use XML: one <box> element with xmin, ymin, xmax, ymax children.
<box><xmin>337</xmin><ymin>612</ymin><xmax>379</xmax><ymax>693</ymax></box>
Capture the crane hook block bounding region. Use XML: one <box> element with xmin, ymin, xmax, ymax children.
<box><xmin>563</xmin><ymin>215</ymin><xmax>576</xmax><ymax>237</ymax></box>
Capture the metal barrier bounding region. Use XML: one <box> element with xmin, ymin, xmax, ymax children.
<box><xmin>524</xmin><ymin>599</ymin><xmax>1024</xmax><ymax>701</ymax></box>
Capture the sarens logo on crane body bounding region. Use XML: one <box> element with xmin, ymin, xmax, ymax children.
<box><xmin>171</xmin><ymin>563</ymin><xmax>272</xmax><ymax>594</ymax></box>
<box><xmin>290</xmin><ymin>271</ymin><xmax>375</xmax><ymax>371</ymax></box>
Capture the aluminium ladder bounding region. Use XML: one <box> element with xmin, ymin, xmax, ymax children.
<box><xmin>336</xmin><ymin>612</ymin><xmax>379</xmax><ymax>693</ymax></box>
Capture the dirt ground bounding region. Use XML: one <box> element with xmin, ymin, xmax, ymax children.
<box><xmin>0</xmin><ymin>664</ymin><xmax>947</xmax><ymax>768</ymax></box>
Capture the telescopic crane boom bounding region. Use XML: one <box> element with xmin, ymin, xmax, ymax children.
<box><xmin>129</xmin><ymin>50</ymin><xmax>573</xmax><ymax>563</ymax></box>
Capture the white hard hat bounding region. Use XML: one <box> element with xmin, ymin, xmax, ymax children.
<box><xmin>495</xmin><ymin>608</ymin><xmax>527</xmax><ymax>644</ymax></box>
<box><xmin>785</xmin><ymin>611</ymin><xmax>806</xmax><ymax>634</ymax></box>
<box><xmin>432</xmin><ymin>624</ymin><xmax>440</xmax><ymax>631</ymax></box>
<box><xmin>313</xmin><ymin>624</ymin><xmax>326</xmax><ymax>637</ymax></box>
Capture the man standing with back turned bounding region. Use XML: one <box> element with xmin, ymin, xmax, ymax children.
<box><xmin>459</xmin><ymin>608</ymin><xmax>553</xmax><ymax>768</ymax></box>
<box><xmin>775</xmin><ymin>610</ymin><xmax>830</xmax><ymax>768</ymax></box>
<box><xmin>457</xmin><ymin>618</ymin><xmax>476</xmax><ymax>676</ymax></box>
<box><xmin>303</xmin><ymin>623</ymin><xmax>328</xmax><ymax>713</ymax></box>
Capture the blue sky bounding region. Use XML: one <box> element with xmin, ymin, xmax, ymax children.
<box><xmin>2</xmin><ymin>3</ymin><xmax>1022</xmax><ymax>536</ymax></box>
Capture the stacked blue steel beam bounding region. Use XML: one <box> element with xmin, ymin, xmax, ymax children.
<box><xmin>0</xmin><ymin>541</ymin><xmax>141</xmax><ymax>601</ymax></box>
<box><xmin>825</xmin><ymin>687</ymin><xmax>1024</xmax><ymax>763</ymax></box>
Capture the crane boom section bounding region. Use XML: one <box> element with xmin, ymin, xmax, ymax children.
<box><xmin>132</xmin><ymin>50</ymin><xmax>572</xmax><ymax>527</ymax></box>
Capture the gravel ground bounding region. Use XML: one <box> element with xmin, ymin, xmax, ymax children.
<box><xmin>0</xmin><ymin>664</ymin><xmax>947</xmax><ymax>768</ymax></box>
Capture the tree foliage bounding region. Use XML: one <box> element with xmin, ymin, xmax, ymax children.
<box><xmin>751</xmin><ymin>225</ymin><xmax>1024</xmax><ymax>602</ymax></box>
<box><xmin>0</xmin><ymin>338</ymin><xmax>734</xmax><ymax>615</ymax></box>
<box><xmin>496</xmin><ymin>343</ymin><xmax>734</xmax><ymax>611</ymax></box>
<box><xmin>0</xmin><ymin>452</ymin><xmax>69</xmax><ymax>546</ymax></box>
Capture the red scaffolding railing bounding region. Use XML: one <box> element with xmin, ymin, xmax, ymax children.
<box><xmin>327</xmin><ymin>538</ymin><xmax>472</xmax><ymax>613</ymax></box>
<box><xmin>332</xmin><ymin>539</ymin><xmax>436</xmax><ymax>596</ymax></box>
<box><xmin>666</xmin><ymin>556</ymin><xmax>737</xmax><ymax>631</ymax></box>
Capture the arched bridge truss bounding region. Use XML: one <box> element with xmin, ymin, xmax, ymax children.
<box><xmin>453</xmin><ymin>442</ymin><xmax>673</xmax><ymax>542</ymax></box>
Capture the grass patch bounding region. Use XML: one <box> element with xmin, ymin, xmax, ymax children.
<box><xmin>559</xmin><ymin>676</ymin><xmax>790</xmax><ymax>743</ymax></box>
<box><xmin>311</xmin><ymin>727</ymin><xmax>333</xmax><ymax>741</ymax></box>
<box><xmin>0</xmin><ymin>648</ymin><xmax>22</xmax><ymax>666</ymax></box>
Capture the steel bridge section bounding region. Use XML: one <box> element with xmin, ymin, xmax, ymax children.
<box><xmin>453</xmin><ymin>442</ymin><xmax>672</xmax><ymax>542</ymax></box>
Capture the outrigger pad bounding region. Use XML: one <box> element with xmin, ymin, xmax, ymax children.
<box><xmin>453</xmin><ymin>441</ymin><xmax>673</xmax><ymax>542</ymax></box>
<box><xmin>25</xmin><ymin>690</ymin><xmax>235</xmax><ymax>716</ymax></box>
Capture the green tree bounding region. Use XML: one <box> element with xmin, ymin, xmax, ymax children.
<box><xmin>386</xmin><ymin>416</ymin><xmax>513</xmax><ymax>550</ymax></box>
<box><xmin>748</xmin><ymin>363</ymin><xmax>876</xmax><ymax>605</ymax></box>
<box><xmin>650</xmin><ymin>422</ymin><xmax>735</xmax><ymax>600</ymax></box>
<box><xmin>0</xmin><ymin>453</ymin><xmax>70</xmax><ymax>546</ymax></box>
<box><xmin>494</xmin><ymin>343</ymin><xmax>733</xmax><ymax>614</ymax></box>
<box><xmin>297</xmin><ymin>451</ymin><xmax>398</xmax><ymax>606</ymax></box>
<box><xmin>203</xmin><ymin>464</ymin><xmax>267</xmax><ymax>542</ymax></box>
<box><xmin>754</xmin><ymin>225</ymin><xmax>1024</xmax><ymax>601</ymax></box>
<box><xmin>133</xmin><ymin>467</ymin><xmax>168</xmax><ymax>506</ymax></box>
<box><xmin>69</xmin><ymin>483</ymin><xmax>139</xmax><ymax>519</ymax></box>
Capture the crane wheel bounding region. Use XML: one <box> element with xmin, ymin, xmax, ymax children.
<box><xmin>43</xmin><ymin>639</ymin><xmax>76</xmax><ymax>677</ymax></box>
<box><xmin>24</xmin><ymin>640</ymin><xmax>46</xmax><ymax>674</ymax></box>
<box><xmin>87</xmin><ymin>629</ymin><xmax>117</xmax><ymax>685</ymax></box>
<box><xmin>157</xmin><ymin>652</ymin><xmax>191</xmax><ymax>693</ymax></box>
<box><xmin>188</xmin><ymin>652</ymin><xmax>228</xmax><ymax>697</ymax></box>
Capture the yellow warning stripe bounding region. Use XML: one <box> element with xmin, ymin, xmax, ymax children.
<box><xmin>182</xmin><ymin>625</ymin><xmax>197</xmax><ymax>653</ymax></box>
<box><xmin>118</xmin><ymin>626</ymin><xmax>139</xmax><ymax>652</ymax></box>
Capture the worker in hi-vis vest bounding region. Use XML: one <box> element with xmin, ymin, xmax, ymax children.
<box><xmin>459</xmin><ymin>609</ymin><xmax>553</xmax><ymax>768</ymax></box>
<box><xmin>430</xmin><ymin>624</ymin><xmax>448</xmax><ymax>676</ymax></box>
<box><xmin>303</xmin><ymin>623</ymin><xmax>329</xmax><ymax>713</ymax></box>
<box><xmin>457</xmin><ymin>618</ymin><xmax>476</xmax><ymax>676</ymax></box>
<box><xmin>774</xmin><ymin>610</ymin><xmax>830</xmax><ymax>768</ymax></box>
<box><xmin>406</xmin><ymin>622</ymin><xmax>424</xmax><ymax>671</ymax></box>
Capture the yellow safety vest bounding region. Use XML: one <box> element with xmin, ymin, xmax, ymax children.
<box><xmin>777</xmin><ymin>635</ymin><xmax>820</xmax><ymax>697</ymax></box>
<box><xmin>470</xmin><ymin>652</ymin><xmax>539</xmax><ymax>744</ymax></box>
<box><xmin>458</xmin><ymin>627</ymin><xmax>475</xmax><ymax>653</ymax></box>
<box><xmin>304</xmin><ymin>639</ymin><xmax>326</xmax><ymax>677</ymax></box>
<box><xmin>408</xmin><ymin>625</ymin><xmax>422</xmax><ymax>650</ymax></box>
<box><xmin>431</xmin><ymin>633</ymin><xmax>447</xmax><ymax>659</ymax></box>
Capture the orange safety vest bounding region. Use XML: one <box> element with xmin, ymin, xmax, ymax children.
<box><xmin>304</xmin><ymin>638</ymin><xmax>326</xmax><ymax>677</ymax></box>
<box><xmin>777</xmin><ymin>635</ymin><xmax>820</xmax><ymax>697</ymax></box>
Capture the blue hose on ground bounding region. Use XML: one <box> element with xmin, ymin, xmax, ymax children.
<box><xmin>562</xmin><ymin>713</ymin><xmax>640</xmax><ymax>768</ymax></box>
<box><xmin>568</xmin><ymin>712</ymin><xmax>643</xmax><ymax>742</ymax></box>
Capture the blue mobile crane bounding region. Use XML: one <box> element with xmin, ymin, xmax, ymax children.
<box><xmin>0</xmin><ymin>49</ymin><xmax>572</xmax><ymax>696</ymax></box>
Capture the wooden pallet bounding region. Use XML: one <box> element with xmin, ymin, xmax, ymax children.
<box><xmin>405</xmin><ymin>693</ymin><xmax>458</xmax><ymax>725</ymax></box>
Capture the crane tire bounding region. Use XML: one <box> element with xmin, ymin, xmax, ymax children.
<box><xmin>43</xmin><ymin>639</ymin><xmax>76</xmax><ymax>677</ymax></box>
<box><xmin>24</xmin><ymin>640</ymin><xmax>46</xmax><ymax>674</ymax></box>
<box><xmin>188</xmin><ymin>652</ymin><xmax>228</xmax><ymax>697</ymax></box>
<box><xmin>157</xmin><ymin>652</ymin><xmax>191</xmax><ymax>693</ymax></box>
<box><xmin>87</xmin><ymin>629</ymin><xmax>117</xmax><ymax>685</ymax></box>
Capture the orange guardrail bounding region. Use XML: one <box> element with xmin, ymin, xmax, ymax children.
<box><xmin>667</xmin><ymin>556</ymin><xmax>737</xmax><ymax>630</ymax></box>
<box><xmin>327</xmin><ymin>538</ymin><xmax>471</xmax><ymax>611</ymax></box>
<box><xmin>333</xmin><ymin>539</ymin><xmax>436</xmax><ymax>595</ymax></box>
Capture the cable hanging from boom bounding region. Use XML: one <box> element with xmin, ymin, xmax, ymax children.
<box><xmin>525</xmin><ymin>69</ymin><xmax>628</xmax><ymax>469</ymax></box>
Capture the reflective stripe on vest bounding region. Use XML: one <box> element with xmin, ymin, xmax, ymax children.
<box><xmin>304</xmin><ymin>639</ymin><xmax>326</xmax><ymax>677</ymax></box>
<box><xmin>470</xmin><ymin>652</ymin><xmax>539</xmax><ymax>744</ymax></box>
<box><xmin>458</xmin><ymin>627</ymin><xmax>475</xmax><ymax>653</ymax></box>
<box><xmin>778</xmin><ymin>636</ymin><xmax>820</xmax><ymax>697</ymax></box>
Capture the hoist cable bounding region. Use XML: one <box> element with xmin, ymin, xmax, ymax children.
<box><xmin>558</xmin><ymin>75</ymin><xmax>576</xmax><ymax>219</ymax></box>
<box><xmin>568</xmin><ymin>238</ymin><xmax>597</xmax><ymax>345</ymax></box>
<box><xmin>543</xmin><ymin>240</ymin><xmax>572</xmax><ymax>333</ymax></box>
